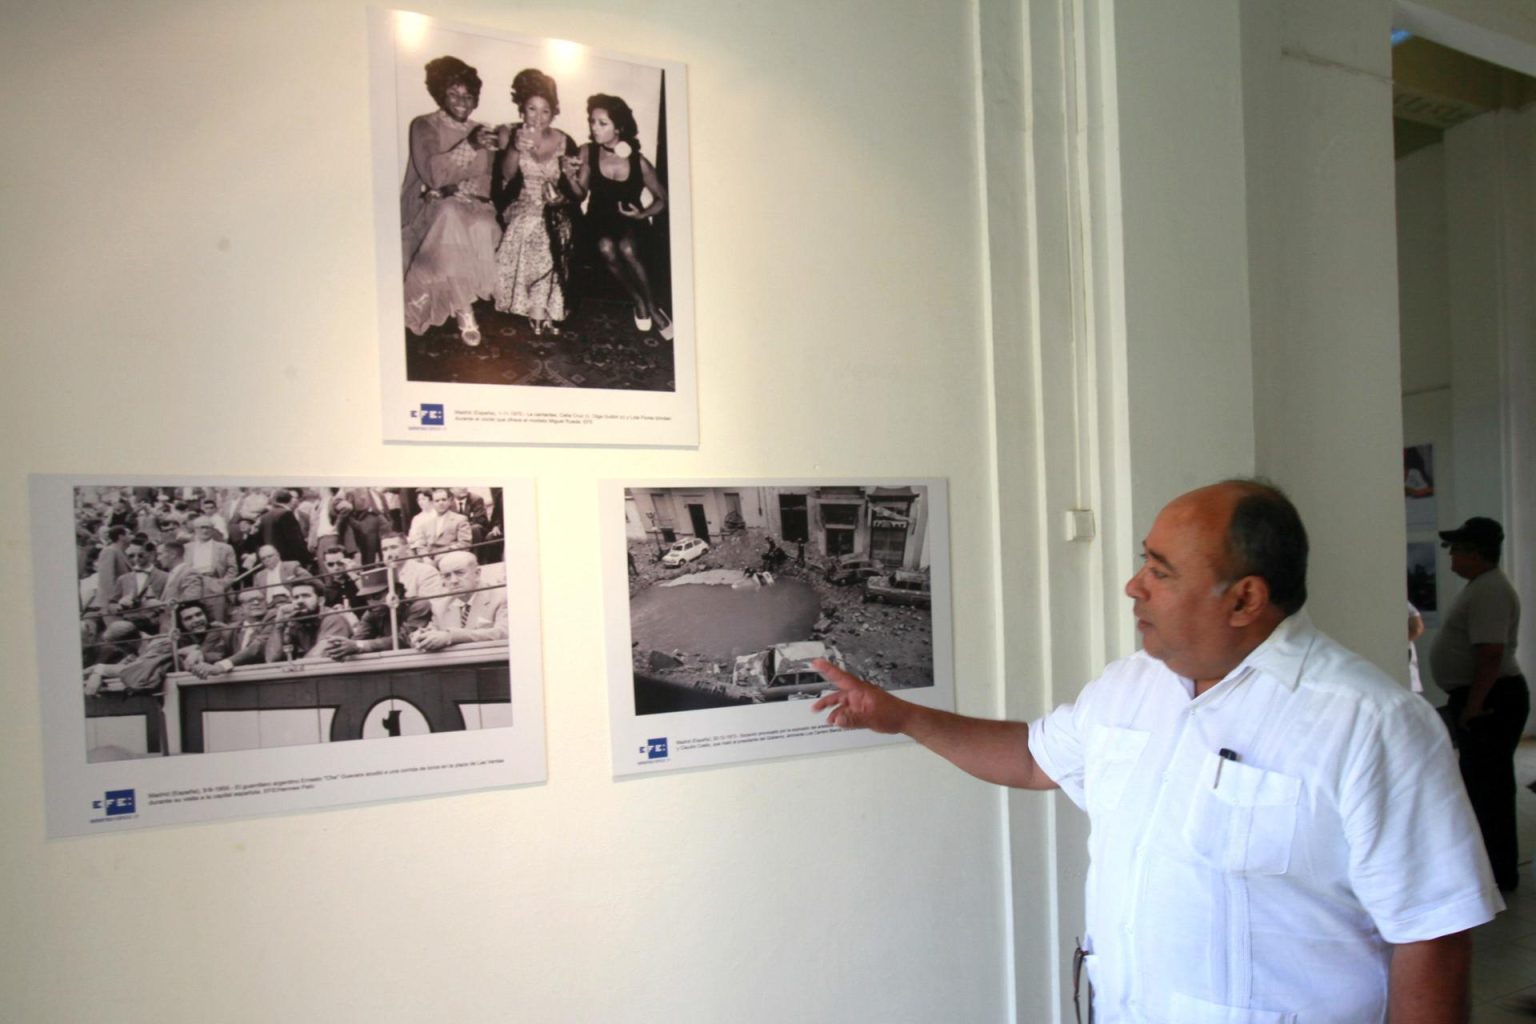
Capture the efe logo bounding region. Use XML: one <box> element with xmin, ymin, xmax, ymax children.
<box><xmin>93</xmin><ymin>789</ymin><xmax>136</xmax><ymax>816</ymax></box>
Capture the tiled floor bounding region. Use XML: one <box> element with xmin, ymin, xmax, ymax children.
<box><xmin>1470</xmin><ymin>738</ymin><xmax>1536</xmax><ymax>1022</ymax></box>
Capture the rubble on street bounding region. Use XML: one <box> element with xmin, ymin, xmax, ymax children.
<box><xmin>628</xmin><ymin>528</ymin><xmax>934</xmax><ymax>700</ymax></box>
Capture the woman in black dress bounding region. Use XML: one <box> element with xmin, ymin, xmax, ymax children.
<box><xmin>570</xmin><ymin>94</ymin><xmax>672</xmax><ymax>339</ymax></box>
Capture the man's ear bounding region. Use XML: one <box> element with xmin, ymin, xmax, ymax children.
<box><xmin>1227</xmin><ymin>575</ymin><xmax>1271</xmax><ymax>627</ymax></box>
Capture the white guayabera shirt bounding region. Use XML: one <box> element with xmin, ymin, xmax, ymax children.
<box><xmin>1030</xmin><ymin>610</ymin><xmax>1500</xmax><ymax>1024</ymax></box>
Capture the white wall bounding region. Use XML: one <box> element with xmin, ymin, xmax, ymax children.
<box><xmin>0</xmin><ymin>3</ymin><xmax>1017</xmax><ymax>1021</ymax></box>
<box><xmin>1114</xmin><ymin>3</ymin><xmax>1257</xmax><ymax>528</ymax></box>
<box><xmin>1242</xmin><ymin>0</ymin><xmax>1409</xmax><ymax>680</ymax></box>
<box><xmin>1446</xmin><ymin>114</ymin><xmax>1512</xmax><ymax>518</ymax></box>
<box><xmin>1398</xmin><ymin>145</ymin><xmax>1452</xmax><ymax>395</ymax></box>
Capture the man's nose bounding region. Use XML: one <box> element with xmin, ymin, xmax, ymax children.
<box><xmin>1124</xmin><ymin>568</ymin><xmax>1145</xmax><ymax>600</ymax></box>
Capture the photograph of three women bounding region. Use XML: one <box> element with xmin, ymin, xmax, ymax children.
<box><xmin>383</xmin><ymin>15</ymin><xmax>686</xmax><ymax>395</ymax></box>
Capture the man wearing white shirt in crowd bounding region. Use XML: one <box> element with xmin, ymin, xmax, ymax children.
<box><xmin>184</xmin><ymin>516</ymin><xmax>238</xmax><ymax>620</ymax></box>
<box><xmin>249</xmin><ymin>544</ymin><xmax>305</xmax><ymax>599</ymax></box>
<box><xmin>813</xmin><ymin>480</ymin><xmax>1499</xmax><ymax>1024</ymax></box>
<box><xmin>197</xmin><ymin>497</ymin><xmax>229</xmax><ymax>542</ymax></box>
<box><xmin>149</xmin><ymin>540</ymin><xmax>198</xmax><ymax>630</ymax></box>
<box><xmin>380</xmin><ymin>531</ymin><xmax>441</xmax><ymax>599</ymax></box>
<box><xmin>411</xmin><ymin>488</ymin><xmax>473</xmax><ymax>556</ymax></box>
<box><xmin>185</xmin><ymin>517</ymin><xmax>237</xmax><ymax>579</ymax></box>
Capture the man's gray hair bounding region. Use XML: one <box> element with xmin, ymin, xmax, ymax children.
<box><xmin>1220</xmin><ymin>478</ymin><xmax>1309</xmax><ymax>616</ymax></box>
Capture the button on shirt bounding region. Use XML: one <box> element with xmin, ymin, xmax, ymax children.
<box><xmin>1029</xmin><ymin>611</ymin><xmax>1500</xmax><ymax>1023</ymax></box>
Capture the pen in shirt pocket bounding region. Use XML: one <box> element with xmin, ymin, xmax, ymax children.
<box><xmin>1213</xmin><ymin>748</ymin><xmax>1239</xmax><ymax>789</ymax></box>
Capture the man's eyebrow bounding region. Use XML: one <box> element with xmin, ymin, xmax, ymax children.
<box><xmin>1141</xmin><ymin>545</ymin><xmax>1176</xmax><ymax>573</ymax></box>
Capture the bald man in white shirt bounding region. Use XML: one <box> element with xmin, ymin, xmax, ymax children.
<box><xmin>815</xmin><ymin>480</ymin><xmax>1499</xmax><ymax>1024</ymax></box>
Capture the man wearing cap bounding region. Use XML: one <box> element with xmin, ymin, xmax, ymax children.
<box><xmin>1432</xmin><ymin>516</ymin><xmax>1527</xmax><ymax>892</ymax></box>
<box><xmin>813</xmin><ymin>480</ymin><xmax>1499</xmax><ymax>1023</ymax></box>
<box><xmin>323</xmin><ymin>568</ymin><xmax>433</xmax><ymax>659</ymax></box>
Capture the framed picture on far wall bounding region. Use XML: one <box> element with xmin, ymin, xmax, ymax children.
<box><xmin>369</xmin><ymin>9</ymin><xmax>697</xmax><ymax>447</ymax></box>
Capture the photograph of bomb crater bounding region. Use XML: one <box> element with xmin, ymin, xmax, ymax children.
<box><xmin>623</xmin><ymin>486</ymin><xmax>936</xmax><ymax>716</ymax></box>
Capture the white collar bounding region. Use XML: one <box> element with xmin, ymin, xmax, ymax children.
<box><xmin>1225</xmin><ymin>609</ymin><xmax>1318</xmax><ymax>693</ymax></box>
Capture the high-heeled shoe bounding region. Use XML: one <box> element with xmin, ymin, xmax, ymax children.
<box><xmin>633</xmin><ymin>307</ymin><xmax>652</xmax><ymax>332</ymax></box>
<box><xmin>531</xmin><ymin>319</ymin><xmax>545</xmax><ymax>337</ymax></box>
<box><xmin>456</xmin><ymin>309</ymin><xmax>482</xmax><ymax>347</ymax></box>
<box><xmin>655</xmin><ymin>309</ymin><xmax>674</xmax><ymax>341</ymax></box>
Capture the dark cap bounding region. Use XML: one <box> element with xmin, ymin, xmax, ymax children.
<box><xmin>1439</xmin><ymin>516</ymin><xmax>1504</xmax><ymax>549</ymax></box>
<box><xmin>357</xmin><ymin>567</ymin><xmax>390</xmax><ymax>596</ymax></box>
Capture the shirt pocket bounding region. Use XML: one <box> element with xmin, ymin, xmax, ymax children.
<box><xmin>1084</xmin><ymin>726</ymin><xmax>1150</xmax><ymax>815</ymax></box>
<box><xmin>1169</xmin><ymin>991</ymin><xmax>1298</xmax><ymax>1024</ymax></box>
<box><xmin>1180</xmin><ymin>753</ymin><xmax>1301</xmax><ymax>875</ymax></box>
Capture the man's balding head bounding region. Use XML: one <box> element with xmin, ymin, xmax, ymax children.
<box><xmin>436</xmin><ymin>550</ymin><xmax>480</xmax><ymax>595</ymax></box>
<box><xmin>1125</xmin><ymin>480</ymin><xmax>1304</xmax><ymax>690</ymax></box>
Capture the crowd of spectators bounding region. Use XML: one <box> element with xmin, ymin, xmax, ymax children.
<box><xmin>76</xmin><ymin>485</ymin><xmax>508</xmax><ymax>697</ymax></box>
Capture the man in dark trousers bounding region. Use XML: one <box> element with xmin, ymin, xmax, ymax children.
<box><xmin>1431</xmin><ymin>516</ymin><xmax>1527</xmax><ymax>893</ymax></box>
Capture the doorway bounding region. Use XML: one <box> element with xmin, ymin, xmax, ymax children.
<box><xmin>687</xmin><ymin>503</ymin><xmax>710</xmax><ymax>543</ymax></box>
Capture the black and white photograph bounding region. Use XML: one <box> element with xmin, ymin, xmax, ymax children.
<box><xmin>32</xmin><ymin>476</ymin><xmax>546</xmax><ymax>837</ymax></box>
<box><xmin>602</xmin><ymin>481</ymin><xmax>955</xmax><ymax>776</ymax></box>
<box><xmin>370</xmin><ymin>11</ymin><xmax>697</xmax><ymax>446</ymax></box>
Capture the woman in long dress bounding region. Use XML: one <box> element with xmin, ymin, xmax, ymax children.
<box><xmin>492</xmin><ymin>69</ymin><xmax>580</xmax><ymax>336</ymax></box>
<box><xmin>570</xmin><ymin>93</ymin><xmax>672</xmax><ymax>339</ymax></box>
<box><xmin>399</xmin><ymin>56</ymin><xmax>501</xmax><ymax>348</ymax></box>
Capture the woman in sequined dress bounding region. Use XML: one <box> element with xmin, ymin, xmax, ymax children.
<box><xmin>492</xmin><ymin>69</ymin><xmax>581</xmax><ymax>336</ymax></box>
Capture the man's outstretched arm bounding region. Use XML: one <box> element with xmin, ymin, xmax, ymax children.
<box><xmin>811</xmin><ymin>659</ymin><xmax>1057</xmax><ymax>791</ymax></box>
